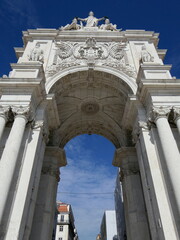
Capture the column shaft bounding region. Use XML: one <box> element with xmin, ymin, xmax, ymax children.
<box><xmin>0</xmin><ymin>115</ymin><xmax>7</xmax><ymax>141</ymax></box>
<box><xmin>0</xmin><ymin>114</ymin><xmax>27</xmax><ymax>232</ymax></box>
<box><xmin>113</xmin><ymin>147</ymin><xmax>151</xmax><ymax>240</ymax></box>
<box><xmin>155</xmin><ymin>117</ymin><xmax>180</xmax><ymax>215</ymax></box>
<box><xmin>4</xmin><ymin>126</ymin><xmax>46</xmax><ymax>240</ymax></box>
<box><xmin>29</xmin><ymin>147</ymin><xmax>66</xmax><ymax>240</ymax></box>
<box><xmin>30</xmin><ymin>170</ymin><xmax>58</xmax><ymax>240</ymax></box>
<box><xmin>175</xmin><ymin>118</ymin><xmax>180</xmax><ymax>135</ymax></box>
<box><xmin>138</xmin><ymin>126</ymin><xmax>178</xmax><ymax>240</ymax></box>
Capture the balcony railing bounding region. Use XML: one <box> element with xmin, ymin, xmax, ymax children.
<box><xmin>57</xmin><ymin>219</ymin><xmax>69</xmax><ymax>224</ymax></box>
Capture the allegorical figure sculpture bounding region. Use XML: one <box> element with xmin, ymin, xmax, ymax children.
<box><xmin>29</xmin><ymin>43</ymin><xmax>44</xmax><ymax>62</ymax></box>
<box><xmin>78</xmin><ymin>11</ymin><xmax>105</xmax><ymax>27</ymax></box>
<box><xmin>60</xmin><ymin>12</ymin><xmax>120</xmax><ymax>31</ymax></box>
<box><xmin>141</xmin><ymin>45</ymin><xmax>154</xmax><ymax>63</ymax></box>
<box><xmin>60</xmin><ymin>18</ymin><xmax>81</xmax><ymax>31</ymax></box>
<box><xmin>100</xmin><ymin>18</ymin><xmax>118</xmax><ymax>31</ymax></box>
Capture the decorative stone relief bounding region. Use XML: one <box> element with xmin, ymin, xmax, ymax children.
<box><xmin>46</xmin><ymin>39</ymin><xmax>136</xmax><ymax>78</ymax></box>
<box><xmin>141</xmin><ymin>45</ymin><xmax>154</xmax><ymax>63</ymax></box>
<box><xmin>28</xmin><ymin>43</ymin><xmax>44</xmax><ymax>62</ymax></box>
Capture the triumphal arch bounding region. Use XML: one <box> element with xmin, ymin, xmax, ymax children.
<box><xmin>0</xmin><ymin>12</ymin><xmax>180</xmax><ymax>240</ymax></box>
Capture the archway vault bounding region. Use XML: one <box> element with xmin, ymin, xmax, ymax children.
<box><xmin>48</xmin><ymin>69</ymin><xmax>135</xmax><ymax>148</ymax></box>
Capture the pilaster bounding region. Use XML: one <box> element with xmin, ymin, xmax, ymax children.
<box><xmin>113</xmin><ymin>147</ymin><xmax>151</xmax><ymax>240</ymax></box>
<box><xmin>29</xmin><ymin>147</ymin><xmax>67</xmax><ymax>240</ymax></box>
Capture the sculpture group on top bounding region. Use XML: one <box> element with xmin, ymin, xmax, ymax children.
<box><xmin>60</xmin><ymin>11</ymin><xmax>119</xmax><ymax>31</ymax></box>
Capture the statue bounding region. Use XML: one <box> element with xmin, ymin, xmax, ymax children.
<box><xmin>29</xmin><ymin>43</ymin><xmax>44</xmax><ymax>62</ymax></box>
<box><xmin>60</xmin><ymin>18</ymin><xmax>81</xmax><ymax>31</ymax></box>
<box><xmin>141</xmin><ymin>45</ymin><xmax>154</xmax><ymax>63</ymax></box>
<box><xmin>100</xmin><ymin>18</ymin><xmax>118</xmax><ymax>31</ymax></box>
<box><xmin>78</xmin><ymin>11</ymin><xmax>105</xmax><ymax>27</ymax></box>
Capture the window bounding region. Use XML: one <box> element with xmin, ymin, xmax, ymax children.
<box><xmin>59</xmin><ymin>238</ymin><xmax>63</xmax><ymax>240</ymax></box>
<box><xmin>59</xmin><ymin>225</ymin><xmax>63</xmax><ymax>232</ymax></box>
<box><xmin>60</xmin><ymin>215</ymin><xmax>64</xmax><ymax>222</ymax></box>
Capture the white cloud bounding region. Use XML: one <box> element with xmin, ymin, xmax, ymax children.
<box><xmin>0</xmin><ymin>0</ymin><xmax>41</xmax><ymax>28</ymax></box>
<box><xmin>57</xmin><ymin>135</ymin><xmax>117</xmax><ymax>240</ymax></box>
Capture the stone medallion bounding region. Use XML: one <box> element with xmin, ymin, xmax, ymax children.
<box><xmin>81</xmin><ymin>100</ymin><xmax>100</xmax><ymax>115</ymax></box>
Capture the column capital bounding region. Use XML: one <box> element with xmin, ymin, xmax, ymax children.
<box><xmin>150</xmin><ymin>106</ymin><xmax>171</xmax><ymax>122</ymax></box>
<box><xmin>173</xmin><ymin>107</ymin><xmax>180</xmax><ymax>122</ymax></box>
<box><xmin>32</xmin><ymin>120</ymin><xmax>49</xmax><ymax>143</ymax></box>
<box><xmin>132</xmin><ymin>120</ymin><xmax>150</xmax><ymax>143</ymax></box>
<box><xmin>0</xmin><ymin>106</ymin><xmax>10</xmax><ymax>121</ymax></box>
<box><xmin>41</xmin><ymin>147</ymin><xmax>67</xmax><ymax>182</ymax></box>
<box><xmin>113</xmin><ymin>147</ymin><xmax>139</xmax><ymax>181</ymax></box>
<box><xmin>45</xmin><ymin>147</ymin><xmax>67</xmax><ymax>167</ymax></box>
<box><xmin>11</xmin><ymin>105</ymin><xmax>34</xmax><ymax>122</ymax></box>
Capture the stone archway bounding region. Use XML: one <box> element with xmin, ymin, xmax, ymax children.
<box><xmin>48</xmin><ymin>69</ymin><xmax>135</xmax><ymax>148</ymax></box>
<box><xmin>0</xmin><ymin>21</ymin><xmax>180</xmax><ymax>240</ymax></box>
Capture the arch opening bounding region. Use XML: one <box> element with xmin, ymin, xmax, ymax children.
<box><xmin>56</xmin><ymin>134</ymin><xmax>119</xmax><ymax>240</ymax></box>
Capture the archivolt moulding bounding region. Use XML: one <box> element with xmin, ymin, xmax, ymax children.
<box><xmin>45</xmin><ymin>65</ymin><xmax>138</xmax><ymax>95</ymax></box>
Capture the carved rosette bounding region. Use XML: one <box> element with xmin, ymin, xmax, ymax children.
<box><xmin>41</xmin><ymin>165</ymin><xmax>60</xmax><ymax>182</ymax></box>
<box><xmin>81</xmin><ymin>100</ymin><xmax>100</xmax><ymax>115</ymax></box>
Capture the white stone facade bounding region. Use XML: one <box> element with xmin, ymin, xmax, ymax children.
<box><xmin>100</xmin><ymin>210</ymin><xmax>118</xmax><ymax>240</ymax></box>
<box><xmin>55</xmin><ymin>202</ymin><xmax>77</xmax><ymax>240</ymax></box>
<box><xmin>0</xmin><ymin>12</ymin><xmax>180</xmax><ymax>240</ymax></box>
<box><xmin>114</xmin><ymin>171</ymin><xmax>126</xmax><ymax>240</ymax></box>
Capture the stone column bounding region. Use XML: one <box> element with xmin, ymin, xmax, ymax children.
<box><xmin>134</xmin><ymin>118</ymin><xmax>179</xmax><ymax>240</ymax></box>
<box><xmin>153</xmin><ymin>106</ymin><xmax>180</xmax><ymax>216</ymax></box>
<box><xmin>4</xmin><ymin>120</ymin><xmax>48</xmax><ymax>240</ymax></box>
<box><xmin>0</xmin><ymin>106</ymin><xmax>30</xmax><ymax>234</ymax></box>
<box><xmin>29</xmin><ymin>147</ymin><xmax>67</xmax><ymax>240</ymax></box>
<box><xmin>0</xmin><ymin>106</ymin><xmax>9</xmax><ymax>142</ymax></box>
<box><xmin>173</xmin><ymin>107</ymin><xmax>180</xmax><ymax>135</ymax></box>
<box><xmin>113</xmin><ymin>147</ymin><xmax>151</xmax><ymax>240</ymax></box>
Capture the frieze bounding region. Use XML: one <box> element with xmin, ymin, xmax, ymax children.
<box><xmin>46</xmin><ymin>38</ymin><xmax>136</xmax><ymax>78</ymax></box>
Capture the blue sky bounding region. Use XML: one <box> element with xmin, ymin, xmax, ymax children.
<box><xmin>0</xmin><ymin>0</ymin><xmax>180</xmax><ymax>240</ymax></box>
<box><xmin>0</xmin><ymin>0</ymin><xmax>180</xmax><ymax>77</ymax></box>
<box><xmin>57</xmin><ymin>135</ymin><xmax>116</xmax><ymax>240</ymax></box>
